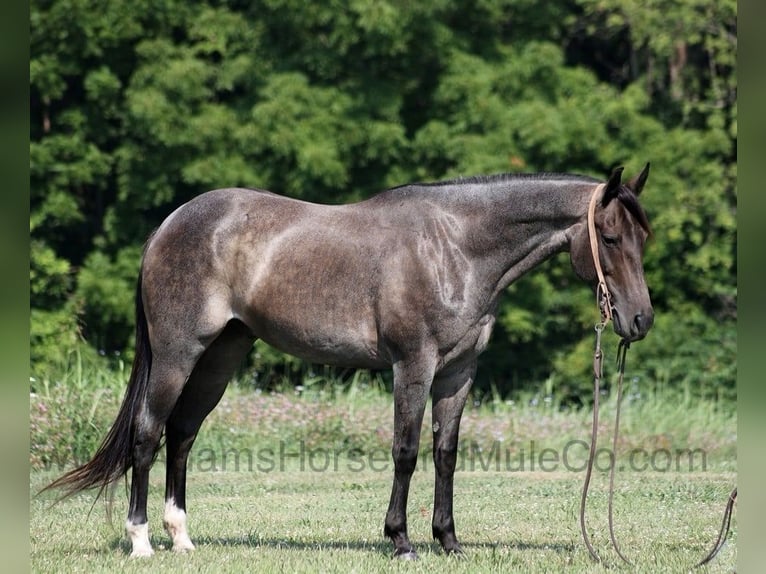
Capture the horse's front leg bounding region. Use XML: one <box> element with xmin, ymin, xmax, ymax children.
<box><xmin>431</xmin><ymin>360</ymin><xmax>476</xmax><ymax>555</ymax></box>
<box><xmin>384</xmin><ymin>355</ymin><xmax>436</xmax><ymax>559</ymax></box>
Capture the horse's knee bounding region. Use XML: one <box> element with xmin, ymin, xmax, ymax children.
<box><xmin>392</xmin><ymin>443</ymin><xmax>419</xmax><ymax>475</ymax></box>
<box><xmin>433</xmin><ymin>443</ymin><xmax>458</xmax><ymax>475</ymax></box>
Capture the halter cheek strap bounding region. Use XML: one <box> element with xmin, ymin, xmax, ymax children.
<box><xmin>587</xmin><ymin>184</ymin><xmax>613</xmax><ymax>323</ymax></box>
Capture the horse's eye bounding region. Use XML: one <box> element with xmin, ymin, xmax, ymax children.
<box><xmin>602</xmin><ymin>234</ymin><xmax>619</xmax><ymax>247</ymax></box>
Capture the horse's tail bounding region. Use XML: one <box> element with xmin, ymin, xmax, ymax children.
<box><xmin>41</xmin><ymin>268</ymin><xmax>152</xmax><ymax>501</ymax></box>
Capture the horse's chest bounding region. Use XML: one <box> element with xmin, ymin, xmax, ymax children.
<box><xmin>440</xmin><ymin>314</ymin><xmax>496</xmax><ymax>365</ymax></box>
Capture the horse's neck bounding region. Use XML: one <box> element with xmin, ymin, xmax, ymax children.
<box><xmin>441</xmin><ymin>178</ymin><xmax>594</xmax><ymax>299</ymax></box>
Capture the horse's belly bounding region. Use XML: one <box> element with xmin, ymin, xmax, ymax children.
<box><xmin>257</xmin><ymin>324</ymin><xmax>388</xmax><ymax>370</ymax></box>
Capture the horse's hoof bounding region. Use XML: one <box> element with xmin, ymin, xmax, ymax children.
<box><xmin>129</xmin><ymin>547</ymin><xmax>154</xmax><ymax>558</ymax></box>
<box><xmin>393</xmin><ymin>549</ymin><xmax>418</xmax><ymax>560</ymax></box>
<box><xmin>445</xmin><ymin>546</ymin><xmax>465</xmax><ymax>558</ymax></box>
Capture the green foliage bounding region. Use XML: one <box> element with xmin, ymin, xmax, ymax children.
<box><xmin>30</xmin><ymin>360</ymin><xmax>735</xmax><ymax>473</ymax></box>
<box><xmin>29</xmin><ymin>308</ymin><xmax>82</xmax><ymax>377</ymax></box>
<box><xmin>30</xmin><ymin>0</ymin><xmax>736</xmax><ymax>400</ymax></box>
<box><xmin>30</xmin><ymin>349</ymin><xmax>127</xmax><ymax>469</ymax></box>
<box><xmin>75</xmin><ymin>246</ymin><xmax>143</xmax><ymax>351</ymax></box>
<box><xmin>573</xmin><ymin>0</ymin><xmax>737</xmax><ymax>126</ymax></box>
<box><xmin>624</xmin><ymin>307</ymin><xmax>737</xmax><ymax>402</ymax></box>
<box><xmin>547</xmin><ymin>307</ymin><xmax>737</xmax><ymax>406</ymax></box>
<box><xmin>30</xmin><ymin>240</ymin><xmax>71</xmax><ymax>308</ymax></box>
<box><xmin>30</xmin><ymin>240</ymin><xmax>80</xmax><ymax>374</ymax></box>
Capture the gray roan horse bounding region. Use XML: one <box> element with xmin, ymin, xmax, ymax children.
<box><xmin>46</xmin><ymin>165</ymin><xmax>653</xmax><ymax>559</ymax></box>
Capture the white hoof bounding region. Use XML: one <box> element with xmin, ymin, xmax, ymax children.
<box><xmin>164</xmin><ymin>499</ymin><xmax>195</xmax><ymax>553</ymax></box>
<box><xmin>129</xmin><ymin>545</ymin><xmax>155</xmax><ymax>558</ymax></box>
<box><xmin>126</xmin><ymin>520</ymin><xmax>154</xmax><ymax>557</ymax></box>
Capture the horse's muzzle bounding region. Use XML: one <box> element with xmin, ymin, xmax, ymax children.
<box><xmin>614</xmin><ymin>308</ymin><xmax>654</xmax><ymax>342</ymax></box>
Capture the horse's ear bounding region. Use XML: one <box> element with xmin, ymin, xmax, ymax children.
<box><xmin>601</xmin><ymin>166</ymin><xmax>624</xmax><ymax>206</ymax></box>
<box><xmin>626</xmin><ymin>162</ymin><xmax>650</xmax><ymax>196</ymax></box>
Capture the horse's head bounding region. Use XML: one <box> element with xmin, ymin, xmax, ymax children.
<box><xmin>570</xmin><ymin>164</ymin><xmax>653</xmax><ymax>342</ymax></box>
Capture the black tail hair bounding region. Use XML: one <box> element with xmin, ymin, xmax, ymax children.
<box><xmin>41</xmin><ymin>269</ymin><xmax>152</xmax><ymax>501</ymax></box>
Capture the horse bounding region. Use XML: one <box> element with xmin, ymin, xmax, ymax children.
<box><xmin>45</xmin><ymin>164</ymin><xmax>653</xmax><ymax>559</ymax></box>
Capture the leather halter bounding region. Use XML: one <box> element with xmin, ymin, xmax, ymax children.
<box><xmin>587</xmin><ymin>183</ymin><xmax>613</xmax><ymax>323</ymax></box>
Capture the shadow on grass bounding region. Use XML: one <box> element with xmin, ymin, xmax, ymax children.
<box><xmin>108</xmin><ymin>534</ymin><xmax>393</xmax><ymax>556</ymax></box>
<box><xmin>108</xmin><ymin>534</ymin><xmax>577</xmax><ymax>557</ymax></box>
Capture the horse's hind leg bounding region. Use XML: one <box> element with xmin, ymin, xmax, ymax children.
<box><xmin>127</xmin><ymin>345</ymin><xmax>206</xmax><ymax>557</ymax></box>
<box><xmin>163</xmin><ymin>320</ymin><xmax>255</xmax><ymax>552</ymax></box>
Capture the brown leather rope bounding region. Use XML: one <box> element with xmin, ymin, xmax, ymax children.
<box><xmin>579</xmin><ymin>321</ymin><xmax>606</xmax><ymax>563</ymax></box>
<box><xmin>579</xmin><ymin>183</ymin><xmax>612</xmax><ymax>564</ymax></box>
<box><xmin>606</xmin><ymin>340</ymin><xmax>632</xmax><ymax>566</ymax></box>
<box><xmin>694</xmin><ymin>487</ymin><xmax>738</xmax><ymax>567</ymax></box>
<box><xmin>580</xmin><ymin>183</ymin><xmax>736</xmax><ymax>567</ymax></box>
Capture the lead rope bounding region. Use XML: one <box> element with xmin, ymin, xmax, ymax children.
<box><xmin>694</xmin><ymin>487</ymin><xmax>738</xmax><ymax>567</ymax></box>
<box><xmin>607</xmin><ymin>339</ymin><xmax>632</xmax><ymax>566</ymax></box>
<box><xmin>579</xmin><ymin>184</ymin><xmax>736</xmax><ymax>568</ymax></box>
<box><xmin>579</xmin><ymin>185</ymin><xmax>618</xmax><ymax>564</ymax></box>
<box><xmin>578</xmin><ymin>320</ymin><xmax>606</xmax><ymax>564</ymax></box>
<box><xmin>579</xmin><ymin>184</ymin><xmax>621</xmax><ymax>565</ymax></box>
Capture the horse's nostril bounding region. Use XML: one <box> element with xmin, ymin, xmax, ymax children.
<box><xmin>633</xmin><ymin>312</ymin><xmax>653</xmax><ymax>333</ymax></box>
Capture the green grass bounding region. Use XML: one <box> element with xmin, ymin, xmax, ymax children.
<box><xmin>30</xmin><ymin>463</ymin><xmax>736</xmax><ymax>573</ymax></box>
<box><xmin>30</xmin><ymin>367</ymin><xmax>736</xmax><ymax>572</ymax></box>
<box><xmin>31</xmin><ymin>369</ymin><xmax>737</xmax><ymax>475</ymax></box>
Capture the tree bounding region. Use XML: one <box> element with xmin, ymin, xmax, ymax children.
<box><xmin>30</xmin><ymin>0</ymin><xmax>736</xmax><ymax>401</ymax></box>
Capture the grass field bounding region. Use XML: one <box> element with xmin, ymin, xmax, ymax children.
<box><xmin>30</xmin><ymin>371</ymin><xmax>737</xmax><ymax>572</ymax></box>
<box><xmin>30</xmin><ymin>464</ymin><xmax>736</xmax><ymax>573</ymax></box>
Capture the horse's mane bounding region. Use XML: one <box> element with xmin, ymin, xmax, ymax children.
<box><xmin>423</xmin><ymin>172</ymin><xmax>601</xmax><ymax>187</ymax></box>
<box><xmin>388</xmin><ymin>172</ymin><xmax>651</xmax><ymax>234</ymax></box>
<box><xmin>389</xmin><ymin>172</ymin><xmax>600</xmax><ymax>191</ymax></box>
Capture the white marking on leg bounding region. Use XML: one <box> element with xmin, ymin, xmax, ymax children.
<box><xmin>125</xmin><ymin>520</ymin><xmax>154</xmax><ymax>557</ymax></box>
<box><xmin>163</xmin><ymin>498</ymin><xmax>195</xmax><ymax>552</ymax></box>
